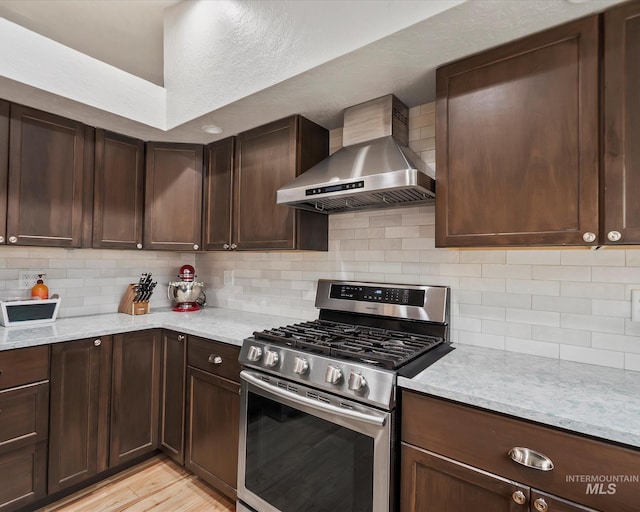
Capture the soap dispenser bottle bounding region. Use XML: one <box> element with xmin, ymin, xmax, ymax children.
<box><xmin>31</xmin><ymin>274</ymin><xmax>49</xmax><ymax>299</ymax></box>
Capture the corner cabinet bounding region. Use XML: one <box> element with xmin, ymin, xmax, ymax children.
<box><xmin>159</xmin><ymin>331</ymin><xmax>187</xmax><ymax>465</ymax></box>
<box><xmin>231</xmin><ymin>116</ymin><xmax>329</xmax><ymax>251</ymax></box>
<box><xmin>93</xmin><ymin>130</ymin><xmax>145</xmax><ymax>249</ymax></box>
<box><xmin>110</xmin><ymin>330</ymin><xmax>162</xmax><ymax>467</ymax></box>
<box><xmin>144</xmin><ymin>142</ymin><xmax>204</xmax><ymax>251</ymax></box>
<box><xmin>435</xmin><ymin>16</ymin><xmax>600</xmax><ymax>247</ymax></box>
<box><xmin>7</xmin><ymin>105</ymin><xmax>90</xmax><ymax>247</ymax></box>
<box><xmin>401</xmin><ymin>391</ymin><xmax>640</xmax><ymax>512</ymax></box>
<box><xmin>602</xmin><ymin>1</ymin><xmax>640</xmax><ymax>245</ymax></box>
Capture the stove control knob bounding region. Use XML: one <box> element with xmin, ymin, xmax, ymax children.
<box><xmin>247</xmin><ymin>346</ymin><xmax>263</xmax><ymax>362</ymax></box>
<box><xmin>263</xmin><ymin>350</ymin><xmax>280</xmax><ymax>368</ymax></box>
<box><xmin>348</xmin><ymin>371</ymin><xmax>367</xmax><ymax>392</ymax></box>
<box><xmin>325</xmin><ymin>365</ymin><xmax>343</xmax><ymax>385</ymax></box>
<box><xmin>293</xmin><ymin>356</ymin><xmax>309</xmax><ymax>375</ymax></box>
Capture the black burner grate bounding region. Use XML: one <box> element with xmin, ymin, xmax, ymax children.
<box><xmin>253</xmin><ymin>320</ymin><xmax>444</xmax><ymax>370</ymax></box>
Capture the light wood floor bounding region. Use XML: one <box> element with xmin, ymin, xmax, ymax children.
<box><xmin>37</xmin><ymin>455</ymin><xmax>236</xmax><ymax>512</ymax></box>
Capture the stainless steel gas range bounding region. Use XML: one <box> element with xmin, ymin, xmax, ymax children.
<box><xmin>237</xmin><ymin>280</ymin><xmax>451</xmax><ymax>512</ymax></box>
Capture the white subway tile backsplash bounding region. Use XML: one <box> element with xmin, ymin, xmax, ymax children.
<box><xmin>561</xmin><ymin>281</ymin><xmax>626</xmax><ymax>300</ymax></box>
<box><xmin>532</xmin><ymin>295</ymin><xmax>591</xmax><ymax>315</ymax></box>
<box><xmin>506</xmin><ymin>308</ymin><xmax>560</xmax><ymax>327</ymax></box>
<box><xmin>459</xmin><ymin>250</ymin><xmax>506</xmax><ymax>264</ymax></box>
<box><xmin>507</xmin><ymin>279</ymin><xmax>560</xmax><ymax>296</ymax></box>
<box><xmin>625</xmin><ymin>353</ymin><xmax>640</xmax><ymax>371</ymax></box>
<box><xmin>560</xmin><ymin>249</ymin><xmax>626</xmax><ymax>266</ymax></box>
<box><xmin>561</xmin><ymin>313</ymin><xmax>625</xmax><ymax>335</ymax></box>
<box><xmin>505</xmin><ymin>337</ymin><xmax>559</xmax><ymax>359</ymax></box>
<box><xmin>532</xmin><ymin>265</ymin><xmax>591</xmax><ymax>282</ymax></box>
<box><xmin>482</xmin><ymin>292</ymin><xmax>532</xmax><ymax>309</ymax></box>
<box><xmin>592</xmin><ymin>333</ymin><xmax>640</xmax><ymax>354</ymax></box>
<box><xmin>506</xmin><ymin>250</ymin><xmax>561</xmax><ymax>265</ymax></box>
<box><xmin>439</xmin><ymin>264</ymin><xmax>482</xmax><ymax>278</ymax></box>
<box><xmin>531</xmin><ymin>326</ymin><xmax>591</xmax><ymax>347</ymax></box>
<box><xmin>591</xmin><ymin>299</ymin><xmax>630</xmax><ymax>318</ymax></box>
<box><xmin>483</xmin><ymin>320</ymin><xmax>532</xmax><ymax>339</ymax></box>
<box><xmin>592</xmin><ymin>266</ymin><xmax>640</xmax><ymax>284</ymax></box>
<box><xmin>459</xmin><ymin>304</ymin><xmax>505</xmax><ymax>321</ymax></box>
<box><xmin>455</xmin><ymin>331</ymin><xmax>505</xmax><ymax>350</ymax></box>
<box><xmin>482</xmin><ymin>264</ymin><xmax>532</xmax><ymax>279</ymax></box>
<box><xmin>559</xmin><ymin>345</ymin><xmax>625</xmax><ymax>369</ymax></box>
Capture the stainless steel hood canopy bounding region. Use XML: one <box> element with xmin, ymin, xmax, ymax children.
<box><xmin>277</xmin><ymin>95</ymin><xmax>435</xmax><ymax>214</ymax></box>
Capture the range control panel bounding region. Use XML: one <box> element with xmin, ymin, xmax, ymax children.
<box><xmin>329</xmin><ymin>284</ymin><xmax>425</xmax><ymax>306</ymax></box>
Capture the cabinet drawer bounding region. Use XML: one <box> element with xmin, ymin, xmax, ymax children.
<box><xmin>0</xmin><ymin>345</ymin><xmax>49</xmax><ymax>390</ymax></box>
<box><xmin>0</xmin><ymin>442</ymin><xmax>47</xmax><ymax>511</ymax></box>
<box><xmin>0</xmin><ymin>382</ymin><xmax>49</xmax><ymax>452</ymax></box>
<box><xmin>402</xmin><ymin>391</ymin><xmax>640</xmax><ymax>512</ymax></box>
<box><xmin>187</xmin><ymin>336</ymin><xmax>240</xmax><ymax>382</ymax></box>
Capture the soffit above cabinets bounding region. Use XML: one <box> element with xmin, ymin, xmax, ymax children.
<box><xmin>0</xmin><ymin>0</ymin><xmax>627</xmax><ymax>143</ymax></box>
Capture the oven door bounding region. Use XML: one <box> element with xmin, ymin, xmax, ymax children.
<box><xmin>238</xmin><ymin>369</ymin><xmax>393</xmax><ymax>512</ymax></box>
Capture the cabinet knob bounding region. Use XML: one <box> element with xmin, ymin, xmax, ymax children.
<box><xmin>177</xmin><ymin>334</ymin><xmax>186</xmax><ymax>342</ymax></box>
<box><xmin>223</xmin><ymin>243</ymin><xmax>230</xmax><ymax>250</ymax></box>
<box><xmin>136</xmin><ymin>243</ymin><xmax>143</xmax><ymax>250</ymax></box>
<box><xmin>230</xmin><ymin>243</ymin><xmax>237</xmax><ymax>250</ymax></box>
<box><xmin>8</xmin><ymin>236</ymin><xmax>17</xmax><ymax>244</ymax></box>
<box><xmin>0</xmin><ymin>236</ymin><xmax>4</xmax><ymax>243</ymax></box>
<box><xmin>582</xmin><ymin>232</ymin><xmax>596</xmax><ymax>243</ymax></box>
<box><xmin>508</xmin><ymin>447</ymin><xmax>554</xmax><ymax>471</ymax></box>
<box><xmin>193</xmin><ymin>244</ymin><xmax>199</xmax><ymax>250</ymax></box>
<box><xmin>533</xmin><ymin>498</ymin><xmax>549</xmax><ymax>512</ymax></box>
<box><xmin>208</xmin><ymin>354</ymin><xmax>223</xmax><ymax>365</ymax></box>
<box><xmin>94</xmin><ymin>339</ymin><xmax>101</xmax><ymax>347</ymax></box>
<box><xmin>511</xmin><ymin>490</ymin><xmax>527</xmax><ymax>505</ymax></box>
<box><xmin>607</xmin><ymin>230</ymin><xmax>622</xmax><ymax>242</ymax></box>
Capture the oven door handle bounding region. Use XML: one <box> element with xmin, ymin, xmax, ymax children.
<box><xmin>241</xmin><ymin>370</ymin><xmax>387</xmax><ymax>428</ymax></box>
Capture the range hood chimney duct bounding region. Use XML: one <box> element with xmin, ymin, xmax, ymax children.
<box><xmin>276</xmin><ymin>94</ymin><xmax>435</xmax><ymax>214</ymax></box>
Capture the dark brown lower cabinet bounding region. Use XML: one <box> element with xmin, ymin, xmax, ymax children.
<box><xmin>48</xmin><ymin>337</ymin><xmax>112</xmax><ymax>494</ymax></box>
<box><xmin>400</xmin><ymin>444</ymin><xmax>597</xmax><ymax>512</ymax></box>
<box><xmin>0</xmin><ymin>382</ymin><xmax>49</xmax><ymax>511</ymax></box>
<box><xmin>110</xmin><ymin>330</ymin><xmax>161</xmax><ymax>467</ymax></box>
<box><xmin>185</xmin><ymin>367</ymin><xmax>240</xmax><ymax>500</ymax></box>
<box><xmin>160</xmin><ymin>331</ymin><xmax>187</xmax><ymax>464</ymax></box>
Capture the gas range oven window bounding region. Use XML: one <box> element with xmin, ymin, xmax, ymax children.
<box><xmin>245</xmin><ymin>391</ymin><xmax>374</xmax><ymax>512</ymax></box>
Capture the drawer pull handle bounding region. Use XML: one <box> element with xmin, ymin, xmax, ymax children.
<box><xmin>177</xmin><ymin>335</ymin><xmax>186</xmax><ymax>342</ymax></box>
<box><xmin>508</xmin><ymin>447</ymin><xmax>554</xmax><ymax>471</ymax></box>
<box><xmin>511</xmin><ymin>490</ymin><xmax>527</xmax><ymax>505</ymax></box>
<box><xmin>534</xmin><ymin>498</ymin><xmax>549</xmax><ymax>512</ymax></box>
<box><xmin>94</xmin><ymin>339</ymin><xmax>101</xmax><ymax>347</ymax></box>
<box><xmin>208</xmin><ymin>355</ymin><xmax>223</xmax><ymax>365</ymax></box>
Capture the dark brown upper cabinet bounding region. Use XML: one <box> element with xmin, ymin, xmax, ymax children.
<box><xmin>232</xmin><ymin>116</ymin><xmax>329</xmax><ymax>251</ymax></box>
<box><xmin>203</xmin><ymin>137</ymin><xmax>235</xmax><ymax>251</ymax></box>
<box><xmin>7</xmin><ymin>104</ymin><xmax>89</xmax><ymax>247</ymax></box>
<box><xmin>144</xmin><ymin>142</ymin><xmax>203</xmax><ymax>251</ymax></box>
<box><xmin>436</xmin><ymin>16</ymin><xmax>599</xmax><ymax>247</ymax></box>
<box><xmin>0</xmin><ymin>101</ymin><xmax>8</xmax><ymax>246</ymax></box>
<box><xmin>602</xmin><ymin>1</ymin><xmax>640</xmax><ymax>245</ymax></box>
<box><xmin>93</xmin><ymin>130</ymin><xmax>145</xmax><ymax>249</ymax></box>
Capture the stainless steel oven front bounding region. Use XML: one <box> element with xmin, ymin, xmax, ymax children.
<box><xmin>237</xmin><ymin>369</ymin><xmax>394</xmax><ymax>512</ymax></box>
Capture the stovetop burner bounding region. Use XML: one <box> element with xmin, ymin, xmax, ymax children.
<box><xmin>253</xmin><ymin>319</ymin><xmax>444</xmax><ymax>370</ymax></box>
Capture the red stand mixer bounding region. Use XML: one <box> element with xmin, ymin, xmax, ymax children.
<box><xmin>167</xmin><ymin>265</ymin><xmax>205</xmax><ymax>312</ymax></box>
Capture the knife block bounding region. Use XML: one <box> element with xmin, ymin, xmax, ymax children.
<box><xmin>118</xmin><ymin>284</ymin><xmax>150</xmax><ymax>315</ymax></box>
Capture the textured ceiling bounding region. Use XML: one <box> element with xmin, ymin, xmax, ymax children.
<box><xmin>0</xmin><ymin>0</ymin><xmax>627</xmax><ymax>143</ymax></box>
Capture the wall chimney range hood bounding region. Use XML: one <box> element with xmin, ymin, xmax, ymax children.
<box><xmin>277</xmin><ymin>95</ymin><xmax>435</xmax><ymax>214</ymax></box>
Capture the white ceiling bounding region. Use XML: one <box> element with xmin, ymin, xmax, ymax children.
<box><xmin>0</xmin><ymin>0</ymin><xmax>627</xmax><ymax>143</ymax></box>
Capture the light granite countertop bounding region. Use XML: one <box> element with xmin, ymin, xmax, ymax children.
<box><xmin>3</xmin><ymin>310</ymin><xmax>639</xmax><ymax>450</ymax></box>
<box><xmin>398</xmin><ymin>344</ymin><xmax>640</xmax><ymax>449</ymax></box>
<box><xmin>0</xmin><ymin>307</ymin><xmax>299</xmax><ymax>350</ymax></box>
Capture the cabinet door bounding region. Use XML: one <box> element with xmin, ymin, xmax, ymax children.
<box><xmin>234</xmin><ymin>116</ymin><xmax>328</xmax><ymax>251</ymax></box>
<box><xmin>603</xmin><ymin>1</ymin><xmax>640</xmax><ymax>245</ymax></box>
<box><xmin>7</xmin><ymin>105</ymin><xmax>86</xmax><ymax>247</ymax></box>
<box><xmin>48</xmin><ymin>337</ymin><xmax>112</xmax><ymax>493</ymax></box>
<box><xmin>144</xmin><ymin>142</ymin><xmax>203</xmax><ymax>251</ymax></box>
<box><xmin>160</xmin><ymin>331</ymin><xmax>186</xmax><ymax>464</ymax></box>
<box><xmin>435</xmin><ymin>16</ymin><xmax>599</xmax><ymax>247</ymax></box>
<box><xmin>203</xmin><ymin>137</ymin><xmax>234</xmax><ymax>250</ymax></box>
<box><xmin>185</xmin><ymin>367</ymin><xmax>239</xmax><ymax>500</ymax></box>
<box><xmin>93</xmin><ymin>130</ymin><xmax>145</xmax><ymax>249</ymax></box>
<box><xmin>401</xmin><ymin>443</ymin><xmax>529</xmax><ymax>512</ymax></box>
<box><xmin>0</xmin><ymin>101</ymin><xmax>8</xmax><ymax>246</ymax></box>
<box><xmin>110</xmin><ymin>330</ymin><xmax>161</xmax><ymax>467</ymax></box>
<box><xmin>0</xmin><ymin>382</ymin><xmax>48</xmax><ymax>512</ymax></box>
